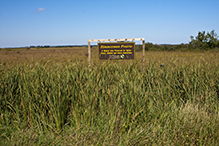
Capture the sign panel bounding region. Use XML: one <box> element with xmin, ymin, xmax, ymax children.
<box><xmin>98</xmin><ymin>42</ymin><xmax>135</xmax><ymax>60</ymax></box>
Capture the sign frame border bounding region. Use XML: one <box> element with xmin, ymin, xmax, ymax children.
<box><xmin>87</xmin><ymin>38</ymin><xmax>145</xmax><ymax>70</ymax></box>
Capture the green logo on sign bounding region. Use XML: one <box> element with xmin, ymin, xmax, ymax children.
<box><xmin>120</xmin><ymin>54</ymin><xmax>125</xmax><ymax>59</ymax></box>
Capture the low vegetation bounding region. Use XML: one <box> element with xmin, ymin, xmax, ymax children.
<box><xmin>0</xmin><ymin>48</ymin><xmax>219</xmax><ymax>145</ymax></box>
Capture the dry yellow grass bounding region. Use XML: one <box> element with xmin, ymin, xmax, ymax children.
<box><xmin>1</xmin><ymin>47</ymin><xmax>218</xmax><ymax>67</ymax></box>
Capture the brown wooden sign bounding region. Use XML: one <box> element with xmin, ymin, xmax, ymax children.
<box><xmin>98</xmin><ymin>42</ymin><xmax>135</xmax><ymax>60</ymax></box>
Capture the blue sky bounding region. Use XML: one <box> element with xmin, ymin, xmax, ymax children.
<box><xmin>0</xmin><ymin>0</ymin><xmax>219</xmax><ymax>48</ymax></box>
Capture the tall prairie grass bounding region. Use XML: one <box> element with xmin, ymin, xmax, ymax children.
<box><xmin>0</xmin><ymin>50</ymin><xmax>219</xmax><ymax>145</ymax></box>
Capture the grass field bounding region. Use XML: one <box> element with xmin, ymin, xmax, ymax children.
<box><xmin>1</xmin><ymin>47</ymin><xmax>219</xmax><ymax>145</ymax></box>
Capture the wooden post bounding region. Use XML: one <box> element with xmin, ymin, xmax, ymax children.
<box><xmin>142</xmin><ymin>40</ymin><xmax>145</xmax><ymax>71</ymax></box>
<box><xmin>88</xmin><ymin>38</ymin><xmax>145</xmax><ymax>68</ymax></box>
<box><xmin>88</xmin><ymin>41</ymin><xmax>91</xmax><ymax>66</ymax></box>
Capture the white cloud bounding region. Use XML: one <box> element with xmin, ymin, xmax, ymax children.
<box><xmin>36</xmin><ymin>8</ymin><xmax>46</xmax><ymax>13</ymax></box>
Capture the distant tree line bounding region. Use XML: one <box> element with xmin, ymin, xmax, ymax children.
<box><xmin>29</xmin><ymin>45</ymin><xmax>50</xmax><ymax>48</ymax></box>
<box><xmin>28</xmin><ymin>45</ymin><xmax>87</xmax><ymax>48</ymax></box>
<box><xmin>1</xmin><ymin>30</ymin><xmax>218</xmax><ymax>51</ymax></box>
<box><xmin>143</xmin><ymin>30</ymin><xmax>219</xmax><ymax>51</ymax></box>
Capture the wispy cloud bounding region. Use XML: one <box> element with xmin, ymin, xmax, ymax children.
<box><xmin>35</xmin><ymin>8</ymin><xmax>46</xmax><ymax>13</ymax></box>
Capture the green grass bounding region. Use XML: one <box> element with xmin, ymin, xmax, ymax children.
<box><xmin>0</xmin><ymin>51</ymin><xmax>219</xmax><ymax>145</ymax></box>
